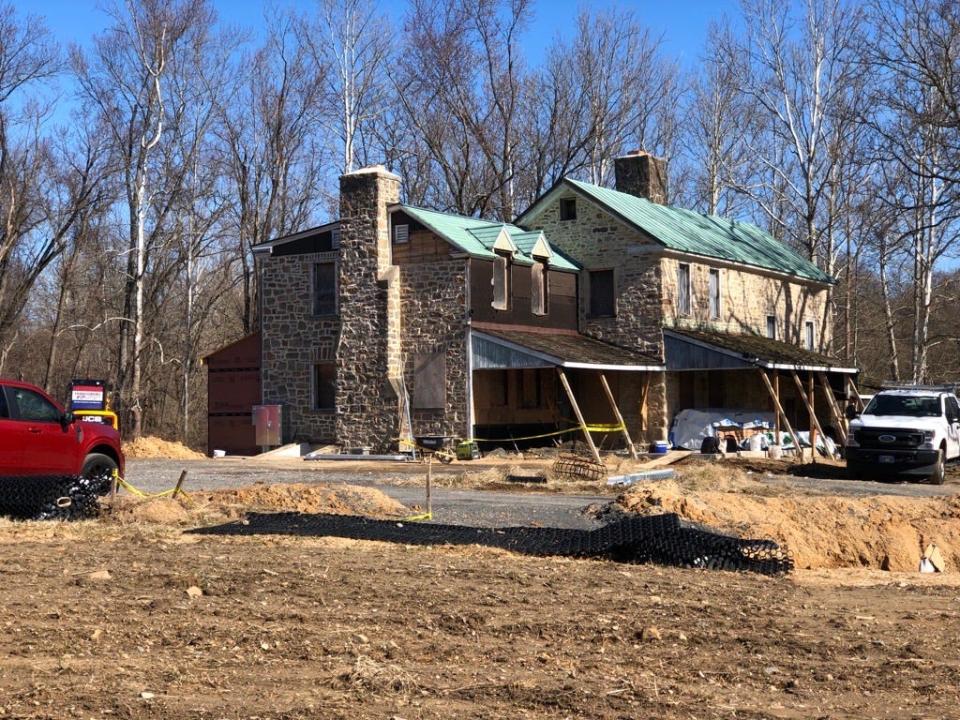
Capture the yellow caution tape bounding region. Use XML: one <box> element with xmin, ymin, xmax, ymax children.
<box><xmin>401</xmin><ymin>511</ymin><xmax>433</xmax><ymax>522</ymax></box>
<box><xmin>469</xmin><ymin>422</ymin><xmax>625</xmax><ymax>444</ymax></box>
<box><xmin>115</xmin><ymin>476</ymin><xmax>193</xmax><ymax>505</ymax></box>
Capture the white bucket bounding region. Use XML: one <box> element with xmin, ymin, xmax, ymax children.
<box><xmin>768</xmin><ymin>444</ymin><xmax>782</xmax><ymax>460</ymax></box>
<box><xmin>212</xmin><ymin>449</ymin><xmax>226</xmax><ymax>458</ymax></box>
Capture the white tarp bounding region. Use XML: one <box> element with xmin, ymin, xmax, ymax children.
<box><xmin>669</xmin><ymin>408</ymin><xmax>774</xmax><ymax>451</ymax></box>
<box><xmin>669</xmin><ymin>408</ymin><xmax>840</xmax><ymax>457</ymax></box>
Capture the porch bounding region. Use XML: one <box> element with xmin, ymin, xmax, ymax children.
<box><xmin>469</xmin><ymin>326</ymin><xmax>665</xmax><ymax>461</ymax></box>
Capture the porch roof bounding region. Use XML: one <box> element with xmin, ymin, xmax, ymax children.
<box><xmin>472</xmin><ymin>327</ymin><xmax>664</xmax><ymax>372</ymax></box>
<box><xmin>664</xmin><ymin>328</ymin><xmax>858</xmax><ymax>374</ymax></box>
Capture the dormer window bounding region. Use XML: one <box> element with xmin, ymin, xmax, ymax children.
<box><xmin>492</xmin><ymin>251</ymin><xmax>511</xmax><ymax>311</ymax></box>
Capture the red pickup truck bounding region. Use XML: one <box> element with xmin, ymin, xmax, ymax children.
<box><xmin>0</xmin><ymin>378</ymin><xmax>124</xmax><ymax>482</ymax></box>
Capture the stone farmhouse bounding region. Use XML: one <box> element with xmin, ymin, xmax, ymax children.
<box><xmin>210</xmin><ymin>151</ymin><xmax>858</xmax><ymax>458</ymax></box>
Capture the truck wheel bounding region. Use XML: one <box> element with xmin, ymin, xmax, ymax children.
<box><xmin>80</xmin><ymin>453</ymin><xmax>118</xmax><ymax>495</ymax></box>
<box><xmin>930</xmin><ymin>450</ymin><xmax>946</xmax><ymax>485</ymax></box>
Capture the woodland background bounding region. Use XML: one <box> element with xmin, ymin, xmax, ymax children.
<box><xmin>1</xmin><ymin>0</ymin><xmax>958</xmax><ymax>445</ymax></box>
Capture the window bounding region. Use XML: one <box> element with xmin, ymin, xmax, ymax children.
<box><xmin>589</xmin><ymin>269</ymin><xmax>615</xmax><ymax>317</ymax></box>
<box><xmin>766</xmin><ymin>315</ymin><xmax>777</xmax><ymax>340</ymax></box>
<box><xmin>313</xmin><ymin>363</ymin><xmax>336</xmax><ymax>410</ymax></box>
<box><xmin>947</xmin><ymin>396</ymin><xmax>960</xmax><ymax>423</ymax></box>
<box><xmin>805</xmin><ymin>321</ymin><xmax>815</xmax><ymax>351</ymax></box>
<box><xmin>0</xmin><ymin>388</ymin><xmax>7</xmax><ymax>419</ymax></box>
<box><xmin>708</xmin><ymin>268</ymin><xmax>720</xmax><ymax>319</ymax></box>
<box><xmin>393</xmin><ymin>224</ymin><xmax>409</xmax><ymax>244</ymax></box>
<box><xmin>531</xmin><ymin>260</ymin><xmax>549</xmax><ymax>316</ymax></box>
<box><xmin>11</xmin><ymin>387</ymin><xmax>61</xmax><ymax>422</ymax></box>
<box><xmin>559</xmin><ymin>197</ymin><xmax>577</xmax><ymax>221</ymax></box>
<box><xmin>677</xmin><ymin>263</ymin><xmax>691</xmax><ymax>316</ymax></box>
<box><xmin>492</xmin><ymin>253</ymin><xmax>511</xmax><ymax>311</ymax></box>
<box><xmin>313</xmin><ymin>261</ymin><xmax>337</xmax><ymax>316</ymax></box>
<box><xmin>331</xmin><ymin>227</ymin><xmax>341</xmax><ymax>249</ymax></box>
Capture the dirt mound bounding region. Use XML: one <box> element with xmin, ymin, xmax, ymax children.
<box><xmin>123</xmin><ymin>436</ymin><xmax>205</xmax><ymax>460</ymax></box>
<box><xmin>617</xmin><ymin>465</ymin><xmax>960</xmax><ymax>571</ymax></box>
<box><xmin>111</xmin><ymin>482</ymin><xmax>408</xmax><ymax>526</ymax></box>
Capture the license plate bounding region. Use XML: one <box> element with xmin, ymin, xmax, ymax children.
<box><xmin>878</xmin><ymin>455</ymin><xmax>895</xmax><ymax>464</ymax></box>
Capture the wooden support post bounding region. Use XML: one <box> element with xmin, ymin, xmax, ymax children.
<box><xmin>791</xmin><ymin>372</ymin><xmax>826</xmax><ymax>462</ymax></box>
<box><xmin>773</xmin><ymin>371</ymin><xmax>781</xmax><ymax>445</ymax></box>
<box><xmin>639</xmin><ymin>372</ymin><xmax>651</xmax><ymax>435</ymax></box>
<box><xmin>557</xmin><ymin>368</ymin><xmax>601</xmax><ymax>464</ymax></box>
<box><xmin>759</xmin><ymin>370</ymin><xmax>800</xmax><ymax>462</ymax></box>
<box><xmin>173</xmin><ymin>469</ymin><xmax>188</xmax><ymax>498</ymax></box>
<box><xmin>818</xmin><ymin>372</ymin><xmax>847</xmax><ymax>437</ymax></box>
<box><xmin>599</xmin><ymin>373</ymin><xmax>638</xmax><ymax>460</ymax></box>
<box><xmin>809</xmin><ymin>373</ymin><xmax>817</xmax><ymax>463</ymax></box>
<box><xmin>426</xmin><ymin>456</ymin><xmax>432</xmax><ymax>518</ymax></box>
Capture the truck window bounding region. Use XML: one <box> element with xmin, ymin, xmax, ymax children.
<box><xmin>863</xmin><ymin>395</ymin><xmax>941</xmax><ymax>417</ymax></box>
<box><xmin>947</xmin><ymin>396</ymin><xmax>960</xmax><ymax>421</ymax></box>
<box><xmin>0</xmin><ymin>388</ymin><xmax>7</xmax><ymax>418</ymax></box>
<box><xmin>11</xmin><ymin>387</ymin><xmax>61</xmax><ymax>422</ymax></box>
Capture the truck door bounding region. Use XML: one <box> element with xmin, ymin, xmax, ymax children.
<box><xmin>946</xmin><ymin>396</ymin><xmax>960</xmax><ymax>460</ymax></box>
<box><xmin>0</xmin><ymin>386</ymin><xmax>26</xmax><ymax>474</ymax></box>
<box><xmin>8</xmin><ymin>386</ymin><xmax>78</xmax><ymax>476</ymax></box>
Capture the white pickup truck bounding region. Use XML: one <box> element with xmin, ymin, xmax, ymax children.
<box><xmin>845</xmin><ymin>388</ymin><xmax>960</xmax><ymax>484</ymax></box>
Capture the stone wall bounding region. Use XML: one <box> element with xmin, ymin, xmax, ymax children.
<box><xmin>259</xmin><ymin>252</ymin><xmax>339</xmax><ymax>442</ymax></box>
<box><xmin>399</xmin><ymin>260</ymin><xmax>469</xmax><ymax>437</ymax></box>
<box><xmin>527</xmin><ymin>188</ymin><xmax>668</xmax><ymax>444</ymax></box>
<box><xmin>335</xmin><ymin>167</ymin><xmax>402</xmax><ymax>452</ymax></box>
<box><xmin>660</xmin><ymin>256</ymin><xmax>832</xmax><ymax>350</ymax></box>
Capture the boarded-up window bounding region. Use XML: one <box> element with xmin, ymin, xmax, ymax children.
<box><xmin>805</xmin><ymin>321</ymin><xmax>815</xmax><ymax>350</ymax></box>
<box><xmin>531</xmin><ymin>260</ymin><xmax>549</xmax><ymax>316</ymax></box>
<box><xmin>314</xmin><ymin>363</ymin><xmax>336</xmax><ymax>410</ymax></box>
<box><xmin>492</xmin><ymin>253</ymin><xmax>511</xmax><ymax>311</ymax></box>
<box><xmin>413</xmin><ymin>353</ymin><xmax>446</xmax><ymax>409</ymax></box>
<box><xmin>708</xmin><ymin>268</ymin><xmax>720</xmax><ymax>319</ymax></box>
<box><xmin>677</xmin><ymin>263</ymin><xmax>691</xmax><ymax>315</ymax></box>
<box><xmin>589</xmin><ymin>269</ymin><xmax>615</xmax><ymax>317</ymax></box>
<box><xmin>313</xmin><ymin>262</ymin><xmax>337</xmax><ymax>316</ymax></box>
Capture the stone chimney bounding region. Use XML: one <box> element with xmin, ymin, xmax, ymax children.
<box><xmin>614</xmin><ymin>150</ymin><xmax>668</xmax><ymax>204</ymax></box>
<box><xmin>336</xmin><ymin>165</ymin><xmax>401</xmax><ymax>451</ymax></box>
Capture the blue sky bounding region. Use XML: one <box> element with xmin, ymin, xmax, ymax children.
<box><xmin>33</xmin><ymin>0</ymin><xmax>741</xmax><ymax>69</ymax></box>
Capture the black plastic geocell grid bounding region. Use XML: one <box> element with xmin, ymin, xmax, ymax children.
<box><xmin>0</xmin><ymin>475</ymin><xmax>109</xmax><ymax>520</ymax></box>
<box><xmin>189</xmin><ymin>511</ymin><xmax>794</xmax><ymax>575</ymax></box>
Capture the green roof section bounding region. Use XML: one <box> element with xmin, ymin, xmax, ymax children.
<box><xmin>559</xmin><ymin>179</ymin><xmax>832</xmax><ymax>284</ymax></box>
<box><xmin>397</xmin><ymin>205</ymin><xmax>580</xmax><ymax>272</ymax></box>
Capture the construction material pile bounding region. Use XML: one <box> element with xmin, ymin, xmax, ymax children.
<box><xmin>190</xmin><ymin>511</ymin><xmax>794</xmax><ymax>575</ymax></box>
<box><xmin>616</xmin><ymin>463</ymin><xmax>960</xmax><ymax>571</ymax></box>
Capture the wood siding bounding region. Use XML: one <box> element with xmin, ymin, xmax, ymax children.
<box><xmin>470</xmin><ymin>258</ymin><xmax>578</xmax><ymax>330</ymax></box>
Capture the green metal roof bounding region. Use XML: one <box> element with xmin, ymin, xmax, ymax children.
<box><xmin>560</xmin><ymin>179</ymin><xmax>832</xmax><ymax>284</ymax></box>
<box><xmin>397</xmin><ymin>205</ymin><xmax>580</xmax><ymax>272</ymax></box>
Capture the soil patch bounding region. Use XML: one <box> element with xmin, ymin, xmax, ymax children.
<box><xmin>110</xmin><ymin>482</ymin><xmax>408</xmax><ymax>526</ymax></box>
<box><xmin>616</xmin><ymin>464</ymin><xmax>960</xmax><ymax>571</ymax></box>
<box><xmin>123</xmin><ymin>436</ymin><xmax>205</xmax><ymax>460</ymax></box>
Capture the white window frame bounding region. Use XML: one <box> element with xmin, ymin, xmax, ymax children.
<box><xmin>805</xmin><ymin>320</ymin><xmax>815</xmax><ymax>351</ymax></box>
<box><xmin>708</xmin><ymin>268</ymin><xmax>720</xmax><ymax>320</ymax></box>
<box><xmin>766</xmin><ymin>314</ymin><xmax>777</xmax><ymax>340</ymax></box>
<box><xmin>677</xmin><ymin>263</ymin><xmax>692</xmax><ymax>316</ymax></box>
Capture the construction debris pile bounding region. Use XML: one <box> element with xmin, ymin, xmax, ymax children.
<box><xmin>190</xmin><ymin>511</ymin><xmax>794</xmax><ymax>575</ymax></box>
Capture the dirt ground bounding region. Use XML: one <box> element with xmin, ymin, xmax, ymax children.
<box><xmin>0</xmin><ymin>519</ymin><xmax>958</xmax><ymax>719</ymax></box>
